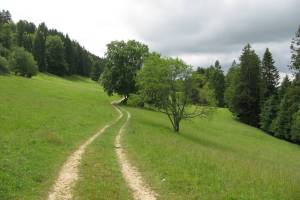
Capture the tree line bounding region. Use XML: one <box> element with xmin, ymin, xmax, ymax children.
<box><xmin>0</xmin><ymin>9</ymin><xmax>105</xmax><ymax>78</ymax></box>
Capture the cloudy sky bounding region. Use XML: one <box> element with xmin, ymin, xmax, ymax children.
<box><xmin>1</xmin><ymin>0</ymin><xmax>299</xmax><ymax>73</ymax></box>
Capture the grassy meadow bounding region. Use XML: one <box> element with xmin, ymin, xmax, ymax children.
<box><xmin>1</xmin><ymin>73</ymin><xmax>300</xmax><ymax>200</ymax></box>
<box><xmin>123</xmin><ymin>106</ymin><xmax>300</xmax><ymax>200</ymax></box>
<box><xmin>0</xmin><ymin>74</ymin><xmax>118</xmax><ymax>199</ymax></box>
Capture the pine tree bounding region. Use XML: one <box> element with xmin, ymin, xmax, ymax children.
<box><xmin>290</xmin><ymin>26</ymin><xmax>300</xmax><ymax>79</ymax></box>
<box><xmin>224</xmin><ymin>60</ymin><xmax>240</xmax><ymax>111</ymax></box>
<box><xmin>33</xmin><ymin>23</ymin><xmax>48</xmax><ymax>72</ymax></box>
<box><xmin>45</xmin><ymin>35</ymin><xmax>67</xmax><ymax>76</ymax></box>
<box><xmin>259</xmin><ymin>95</ymin><xmax>279</xmax><ymax>133</ymax></box>
<box><xmin>64</xmin><ymin>34</ymin><xmax>75</xmax><ymax>74</ymax></box>
<box><xmin>278</xmin><ymin>75</ymin><xmax>291</xmax><ymax>99</ymax></box>
<box><xmin>260</xmin><ymin>48</ymin><xmax>279</xmax><ymax>103</ymax></box>
<box><xmin>233</xmin><ymin>44</ymin><xmax>261</xmax><ymax>127</ymax></box>
<box><xmin>291</xmin><ymin>108</ymin><xmax>300</xmax><ymax>143</ymax></box>
<box><xmin>203</xmin><ymin>60</ymin><xmax>225</xmax><ymax>107</ymax></box>
<box><xmin>274</xmin><ymin>85</ymin><xmax>300</xmax><ymax>140</ymax></box>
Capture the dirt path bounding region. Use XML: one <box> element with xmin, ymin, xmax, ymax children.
<box><xmin>115</xmin><ymin>107</ymin><xmax>158</xmax><ymax>200</ymax></box>
<box><xmin>48</xmin><ymin>101</ymin><xmax>123</xmax><ymax>200</ymax></box>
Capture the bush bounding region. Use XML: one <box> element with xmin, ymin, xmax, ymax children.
<box><xmin>127</xmin><ymin>94</ymin><xmax>144</xmax><ymax>107</ymax></box>
<box><xmin>9</xmin><ymin>47</ymin><xmax>38</xmax><ymax>78</ymax></box>
<box><xmin>0</xmin><ymin>56</ymin><xmax>9</xmax><ymax>74</ymax></box>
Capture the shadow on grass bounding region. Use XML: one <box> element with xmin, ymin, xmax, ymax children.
<box><xmin>179</xmin><ymin>131</ymin><xmax>237</xmax><ymax>154</ymax></box>
<box><xmin>63</xmin><ymin>75</ymin><xmax>91</xmax><ymax>83</ymax></box>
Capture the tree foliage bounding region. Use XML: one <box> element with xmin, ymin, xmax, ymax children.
<box><xmin>0</xmin><ymin>10</ymin><xmax>99</xmax><ymax>78</ymax></box>
<box><xmin>290</xmin><ymin>26</ymin><xmax>300</xmax><ymax>76</ymax></box>
<box><xmin>260</xmin><ymin>48</ymin><xmax>279</xmax><ymax>103</ymax></box>
<box><xmin>9</xmin><ymin>47</ymin><xmax>38</xmax><ymax>78</ymax></box>
<box><xmin>0</xmin><ymin>10</ymin><xmax>12</xmax><ymax>25</ymax></box>
<box><xmin>137</xmin><ymin>55</ymin><xmax>211</xmax><ymax>132</ymax></box>
<box><xmin>259</xmin><ymin>95</ymin><xmax>279</xmax><ymax>132</ymax></box>
<box><xmin>100</xmin><ymin>40</ymin><xmax>149</xmax><ymax>100</ymax></box>
<box><xmin>33</xmin><ymin>23</ymin><xmax>48</xmax><ymax>72</ymax></box>
<box><xmin>45</xmin><ymin>35</ymin><xmax>67</xmax><ymax>76</ymax></box>
<box><xmin>232</xmin><ymin>44</ymin><xmax>261</xmax><ymax>127</ymax></box>
<box><xmin>224</xmin><ymin>60</ymin><xmax>240</xmax><ymax>111</ymax></box>
<box><xmin>0</xmin><ymin>55</ymin><xmax>9</xmax><ymax>74</ymax></box>
<box><xmin>196</xmin><ymin>61</ymin><xmax>225</xmax><ymax>107</ymax></box>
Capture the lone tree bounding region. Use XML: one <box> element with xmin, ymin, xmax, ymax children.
<box><xmin>137</xmin><ymin>55</ymin><xmax>211</xmax><ymax>132</ymax></box>
<box><xmin>100</xmin><ymin>40</ymin><xmax>149</xmax><ymax>102</ymax></box>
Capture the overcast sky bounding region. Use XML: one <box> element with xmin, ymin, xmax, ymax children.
<box><xmin>1</xmin><ymin>0</ymin><xmax>299</xmax><ymax>74</ymax></box>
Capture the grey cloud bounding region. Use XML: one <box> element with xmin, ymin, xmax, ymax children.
<box><xmin>125</xmin><ymin>0</ymin><xmax>300</xmax><ymax>72</ymax></box>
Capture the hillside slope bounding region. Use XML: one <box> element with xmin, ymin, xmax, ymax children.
<box><xmin>0</xmin><ymin>74</ymin><xmax>118</xmax><ymax>199</ymax></box>
<box><xmin>123</xmin><ymin>106</ymin><xmax>300</xmax><ymax>199</ymax></box>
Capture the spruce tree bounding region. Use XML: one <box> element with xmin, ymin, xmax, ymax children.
<box><xmin>233</xmin><ymin>44</ymin><xmax>261</xmax><ymax>127</ymax></box>
<box><xmin>291</xmin><ymin>108</ymin><xmax>300</xmax><ymax>143</ymax></box>
<box><xmin>64</xmin><ymin>34</ymin><xmax>75</xmax><ymax>74</ymax></box>
<box><xmin>224</xmin><ymin>60</ymin><xmax>240</xmax><ymax>111</ymax></box>
<box><xmin>278</xmin><ymin>75</ymin><xmax>291</xmax><ymax>99</ymax></box>
<box><xmin>259</xmin><ymin>95</ymin><xmax>279</xmax><ymax>133</ymax></box>
<box><xmin>274</xmin><ymin>86</ymin><xmax>300</xmax><ymax>140</ymax></box>
<box><xmin>261</xmin><ymin>48</ymin><xmax>279</xmax><ymax>103</ymax></box>
<box><xmin>33</xmin><ymin>23</ymin><xmax>48</xmax><ymax>72</ymax></box>
<box><xmin>45</xmin><ymin>35</ymin><xmax>67</xmax><ymax>76</ymax></box>
<box><xmin>290</xmin><ymin>26</ymin><xmax>300</xmax><ymax>79</ymax></box>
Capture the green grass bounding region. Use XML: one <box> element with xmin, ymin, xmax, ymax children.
<box><xmin>73</xmin><ymin>113</ymin><xmax>132</xmax><ymax>200</ymax></box>
<box><xmin>0</xmin><ymin>74</ymin><xmax>118</xmax><ymax>199</ymax></box>
<box><xmin>123</xmin><ymin>106</ymin><xmax>300</xmax><ymax>200</ymax></box>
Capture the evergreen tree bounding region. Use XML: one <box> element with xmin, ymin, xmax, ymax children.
<box><xmin>290</xmin><ymin>26</ymin><xmax>300</xmax><ymax>79</ymax></box>
<box><xmin>0</xmin><ymin>10</ymin><xmax>12</xmax><ymax>25</ymax></box>
<box><xmin>16</xmin><ymin>20</ymin><xmax>36</xmax><ymax>52</ymax></box>
<box><xmin>224</xmin><ymin>60</ymin><xmax>240</xmax><ymax>110</ymax></box>
<box><xmin>33</xmin><ymin>23</ymin><xmax>48</xmax><ymax>72</ymax></box>
<box><xmin>45</xmin><ymin>35</ymin><xmax>67</xmax><ymax>76</ymax></box>
<box><xmin>291</xmin><ymin>108</ymin><xmax>300</xmax><ymax>143</ymax></box>
<box><xmin>0</xmin><ymin>23</ymin><xmax>14</xmax><ymax>50</ymax></box>
<box><xmin>274</xmin><ymin>86</ymin><xmax>300</xmax><ymax>140</ymax></box>
<box><xmin>209</xmin><ymin>60</ymin><xmax>225</xmax><ymax>107</ymax></box>
<box><xmin>278</xmin><ymin>75</ymin><xmax>291</xmax><ymax>99</ymax></box>
<box><xmin>260</xmin><ymin>48</ymin><xmax>279</xmax><ymax>103</ymax></box>
<box><xmin>64</xmin><ymin>34</ymin><xmax>75</xmax><ymax>74</ymax></box>
<box><xmin>90</xmin><ymin>58</ymin><xmax>105</xmax><ymax>81</ymax></box>
<box><xmin>259</xmin><ymin>95</ymin><xmax>279</xmax><ymax>133</ymax></box>
<box><xmin>233</xmin><ymin>44</ymin><xmax>261</xmax><ymax>127</ymax></box>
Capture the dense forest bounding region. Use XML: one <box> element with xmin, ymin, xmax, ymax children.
<box><xmin>0</xmin><ymin>10</ymin><xmax>104</xmax><ymax>78</ymax></box>
<box><xmin>1</xmin><ymin>9</ymin><xmax>299</xmax><ymax>144</ymax></box>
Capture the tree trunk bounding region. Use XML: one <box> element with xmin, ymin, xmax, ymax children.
<box><xmin>121</xmin><ymin>95</ymin><xmax>129</xmax><ymax>104</ymax></box>
<box><xmin>173</xmin><ymin>116</ymin><xmax>180</xmax><ymax>133</ymax></box>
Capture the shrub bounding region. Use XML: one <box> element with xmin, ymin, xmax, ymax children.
<box><xmin>0</xmin><ymin>56</ymin><xmax>9</xmax><ymax>74</ymax></box>
<box><xmin>127</xmin><ymin>94</ymin><xmax>144</xmax><ymax>107</ymax></box>
<box><xmin>9</xmin><ymin>47</ymin><xmax>38</xmax><ymax>78</ymax></box>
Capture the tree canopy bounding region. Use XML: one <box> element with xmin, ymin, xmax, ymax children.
<box><xmin>137</xmin><ymin>55</ymin><xmax>211</xmax><ymax>132</ymax></box>
<box><xmin>100</xmin><ymin>40</ymin><xmax>149</xmax><ymax>101</ymax></box>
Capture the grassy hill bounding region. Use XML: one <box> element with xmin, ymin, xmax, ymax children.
<box><xmin>1</xmin><ymin>74</ymin><xmax>300</xmax><ymax>200</ymax></box>
<box><xmin>123</xmin><ymin>106</ymin><xmax>300</xmax><ymax>199</ymax></box>
<box><xmin>0</xmin><ymin>74</ymin><xmax>122</xmax><ymax>199</ymax></box>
